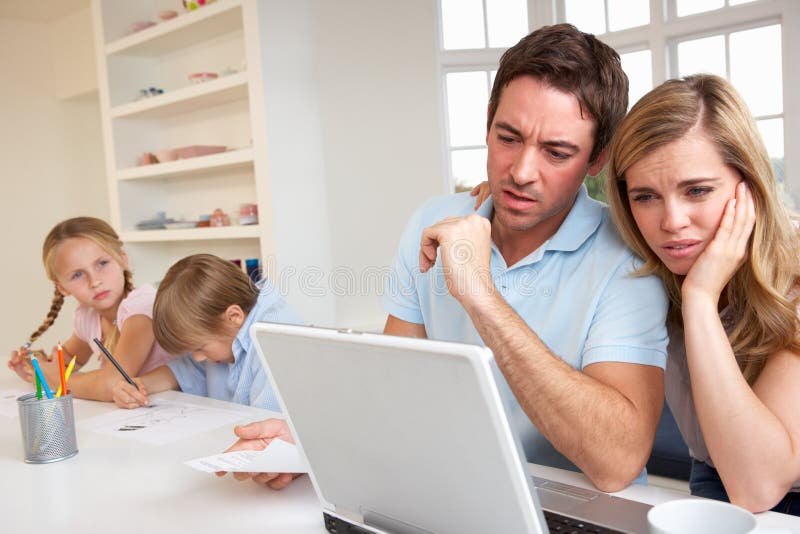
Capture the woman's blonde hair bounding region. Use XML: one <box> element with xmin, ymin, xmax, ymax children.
<box><xmin>32</xmin><ymin>217</ymin><xmax>133</xmax><ymax>352</ymax></box>
<box><xmin>607</xmin><ymin>74</ymin><xmax>800</xmax><ymax>383</ymax></box>
<box><xmin>153</xmin><ymin>254</ymin><xmax>258</xmax><ymax>354</ymax></box>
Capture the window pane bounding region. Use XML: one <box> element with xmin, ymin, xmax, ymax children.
<box><xmin>730</xmin><ymin>25</ymin><xmax>782</xmax><ymax>116</ymax></box>
<box><xmin>608</xmin><ymin>0</ymin><xmax>649</xmax><ymax>32</ymax></box>
<box><xmin>621</xmin><ymin>49</ymin><xmax>652</xmax><ymax>109</ymax></box>
<box><xmin>487</xmin><ymin>0</ymin><xmax>528</xmax><ymax>48</ymax></box>
<box><xmin>446</xmin><ymin>71</ymin><xmax>490</xmax><ymax>147</ymax></box>
<box><xmin>677</xmin><ymin>35</ymin><xmax>726</xmax><ymax>78</ymax></box>
<box><xmin>757</xmin><ymin>118</ymin><xmax>784</xmax><ymax>159</ymax></box>
<box><xmin>441</xmin><ymin>0</ymin><xmax>485</xmax><ymax>50</ymax></box>
<box><xmin>452</xmin><ymin>148</ymin><xmax>488</xmax><ymax>191</ymax></box>
<box><xmin>564</xmin><ymin>0</ymin><xmax>606</xmax><ymax>35</ymax></box>
<box><xmin>676</xmin><ymin>0</ymin><xmax>724</xmax><ymax>17</ymax></box>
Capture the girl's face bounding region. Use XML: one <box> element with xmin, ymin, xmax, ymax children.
<box><xmin>625</xmin><ymin>130</ymin><xmax>742</xmax><ymax>276</ymax></box>
<box><xmin>53</xmin><ymin>237</ymin><xmax>127</xmax><ymax>312</ymax></box>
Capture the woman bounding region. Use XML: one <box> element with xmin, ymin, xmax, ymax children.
<box><xmin>606</xmin><ymin>74</ymin><xmax>800</xmax><ymax>514</ymax></box>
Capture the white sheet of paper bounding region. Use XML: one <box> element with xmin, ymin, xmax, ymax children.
<box><xmin>185</xmin><ymin>438</ymin><xmax>308</xmax><ymax>473</ymax></box>
<box><xmin>80</xmin><ymin>399</ymin><xmax>246</xmax><ymax>445</ymax></box>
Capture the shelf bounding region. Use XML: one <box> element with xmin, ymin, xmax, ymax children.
<box><xmin>110</xmin><ymin>71</ymin><xmax>248</xmax><ymax>119</ymax></box>
<box><xmin>117</xmin><ymin>147</ymin><xmax>254</xmax><ymax>181</ymax></box>
<box><xmin>105</xmin><ymin>1</ymin><xmax>243</xmax><ymax>57</ymax></box>
<box><xmin>121</xmin><ymin>224</ymin><xmax>261</xmax><ymax>243</ymax></box>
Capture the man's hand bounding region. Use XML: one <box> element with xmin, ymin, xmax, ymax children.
<box><xmin>216</xmin><ymin>418</ymin><xmax>302</xmax><ymax>490</ymax></box>
<box><xmin>419</xmin><ymin>214</ymin><xmax>495</xmax><ymax>307</ymax></box>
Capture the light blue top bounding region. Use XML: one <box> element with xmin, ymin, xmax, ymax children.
<box><xmin>167</xmin><ymin>280</ymin><xmax>303</xmax><ymax>411</ymax></box>
<box><xmin>381</xmin><ymin>186</ymin><xmax>669</xmax><ymax>477</ymax></box>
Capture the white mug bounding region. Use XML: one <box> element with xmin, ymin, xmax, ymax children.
<box><xmin>648</xmin><ymin>498</ymin><xmax>757</xmax><ymax>534</ymax></box>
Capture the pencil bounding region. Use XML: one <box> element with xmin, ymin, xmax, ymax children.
<box><xmin>30</xmin><ymin>356</ymin><xmax>53</xmax><ymax>399</ymax></box>
<box><xmin>35</xmin><ymin>373</ymin><xmax>42</xmax><ymax>400</ymax></box>
<box><xmin>56</xmin><ymin>356</ymin><xmax>77</xmax><ymax>397</ymax></box>
<box><xmin>57</xmin><ymin>342</ymin><xmax>67</xmax><ymax>398</ymax></box>
<box><xmin>93</xmin><ymin>338</ymin><xmax>139</xmax><ymax>391</ymax></box>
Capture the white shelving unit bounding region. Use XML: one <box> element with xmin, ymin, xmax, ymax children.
<box><xmin>91</xmin><ymin>0</ymin><xmax>335</xmax><ymax>325</ymax></box>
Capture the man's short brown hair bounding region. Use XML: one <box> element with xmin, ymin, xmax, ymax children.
<box><xmin>487</xmin><ymin>23</ymin><xmax>628</xmax><ymax>163</ymax></box>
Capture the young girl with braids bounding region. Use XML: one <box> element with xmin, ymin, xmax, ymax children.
<box><xmin>7</xmin><ymin>217</ymin><xmax>174</xmax><ymax>401</ymax></box>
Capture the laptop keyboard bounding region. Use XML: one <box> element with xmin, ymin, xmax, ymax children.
<box><xmin>544</xmin><ymin>510</ymin><xmax>624</xmax><ymax>533</ymax></box>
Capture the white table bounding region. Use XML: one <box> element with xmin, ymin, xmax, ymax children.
<box><xmin>1</xmin><ymin>366</ymin><xmax>798</xmax><ymax>533</ymax></box>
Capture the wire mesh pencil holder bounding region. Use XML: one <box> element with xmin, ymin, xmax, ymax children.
<box><xmin>17</xmin><ymin>392</ymin><xmax>78</xmax><ymax>464</ymax></box>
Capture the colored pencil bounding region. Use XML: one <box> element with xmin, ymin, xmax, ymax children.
<box><xmin>57</xmin><ymin>342</ymin><xmax>67</xmax><ymax>398</ymax></box>
<box><xmin>56</xmin><ymin>356</ymin><xmax>77</xmax><ymax>397</ymax></box>
<box><xmin>30</xmin><ymin>356</ymin><xmax>53</xmax><ymax>399</ymax></box>
<box><xmin>93</xmin><ymin>338</ymin><xmax>139</xmax><ymax>391</ymax></box>
<box><xmin>35</xmin><ymin>373</ymin><xmax>42</xmax><ymax>400</ymax></box>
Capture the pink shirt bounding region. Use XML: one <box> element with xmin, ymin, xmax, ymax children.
<box><xmin>73</xmin><ymin>284</ymin><xmax>174</xmax><ymax>375</ymax></box>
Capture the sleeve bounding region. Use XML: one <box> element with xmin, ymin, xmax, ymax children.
<box><xmin>247</xmin><ymin>348</ymin><xmax>281</xmax><ymax>412</ymax></box>
<box><xmin>379</xmin><ymin>204</ymin><xmax>428</xmax><ymax>325</ymax></box>
<box><xmin>72</xmin><ymin>305</ymin><xmax>100</xmax><ymax>345</ymax></box>
<box><xmin>166</xmin><ymin>356</ymin><xmax>208</xmax><ymax>396</ymax></box>
<box><xmin>581</xmin><ymin>256</ymin><xmax>669</xmax><ymax>370</ymax></box>
<box><xmin>116</xmin><ymin>285</ymin><xmax>156</xmax><ymax>329</ymax></box>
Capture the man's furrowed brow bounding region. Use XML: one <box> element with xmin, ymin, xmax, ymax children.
<box><xmin>495</xmin><ymin>121</ymin><xmax>522</xmax><ymax>137</ymax></box>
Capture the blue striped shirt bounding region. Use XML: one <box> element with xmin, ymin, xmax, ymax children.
<box><xmin>167</xmin><ymin>280</ymin><xmax>303</xmax><ymax>411</ymax></box>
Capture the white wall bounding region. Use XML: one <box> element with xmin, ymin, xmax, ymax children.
<box><xmin>311</xmin><ymin>0</ymin><xmax>444</xmax><ymax>329</ymax></box>
<box><xmin>0</xmin><ymin>17</ymin><xmax>107</xmax><ymax>353</ymax></box>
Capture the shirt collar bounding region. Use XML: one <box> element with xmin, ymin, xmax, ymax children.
<box><xmin>479</xmin><ymin>184</ymin><xmax>605</xmax><ymax>267</ymax></box>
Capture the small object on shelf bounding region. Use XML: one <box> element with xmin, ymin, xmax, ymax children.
<box><xmin>239</xmin><ymin>203</ymin><xmax>258</xmax><ymax>225</ymax></box>
<box><xmin>196</xmin><ymin>214</ymin><xmax>211</xmax><ymax>228</ymax></box>
<box><xmin>164</xmin><ymin>221</ymin><xmax>198</xmax><ymax>230</ymax></box>
<box><xmin>209</xmin><ymin>208</ymin><xmax>230</xmax><ymax>227</ymax></box>
<box><xmin>153</xmin><ymin>148</ymin><xmax>178</xmax><ymax>163</ymax></box>
<box><xmin>139</xmin><ymin>153</ymin><xmax>158</xmax><ymax>166</ymax></box>
<box><xmin>158</xmin><ymin>10</ymin><xmax>178</xmax><ymax>21</ymax></box>
<box><xmin>182</xmin><ymin>0</ymin><xmax>217</xmax><ymax>11</ymax></box>
<box><xmin>131</xmin><ymin>20</ymin><xmax>156</xmax><ymax>33</ymax></box>
<box><xmin>136</xmin><ymin>87</ymin><xmax>165</xmax><ymax>100</ymax></box>
<box><xmin>135</xmin><ymin>212</ymin><xmax>174</xmax><ymax>230</ymax></box>
<box><xmin>230</xmin><ymin>258</ymin><xmax>242</xmax><ymax>269</ymax></box>
<box><xmin>245</xmin><ymin>258</ymin><xmax>260</xmax><ymax>282</ymax></box>
<box><xmin>174</xmin><ymin>145</ymin><xmax>226</xmax><ymax>158</ymax></box>
<box><xmin>188</xmin><ymin>72</ymin><xmax>219</xmax><ymax>84</ymax></box>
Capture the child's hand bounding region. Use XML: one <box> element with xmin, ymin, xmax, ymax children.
<box><xmin>215</xmin><ymin>418</ymin><xmax>302</xmax><ymax>490</ymax></box>
<box><xmin>8</xmin><ymin>349</ymin><xmax>34</xmax><ymax>382</ymax></box>
<box><xmin>470</xmin><ymin>180</ymin><xmax>491</xmax><ymax>210</ymax></box>
<box><xmin>112</xmin><ymin>378</ymin><xmax>149</xmax><ymax>409</ymax></box>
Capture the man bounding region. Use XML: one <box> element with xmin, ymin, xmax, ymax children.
<box><xmin>381</xmin><ymin>24</ymin><xmax>668</xmax><ymax>492</ymax></box>
<box><xmin>218</xmin><ymin>24</ymin><xmax>667</xmax><ymax>493</ymax></box>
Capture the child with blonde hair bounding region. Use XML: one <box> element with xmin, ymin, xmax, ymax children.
<box><xmin>8</xmin><ymin>217</ymin><xmax>174</xmax><ymax>400</ymax></box>
<box><xmin>112</xmin><ymin>253</ymin><xmax>302</xmax><ymax>411</ymax></box>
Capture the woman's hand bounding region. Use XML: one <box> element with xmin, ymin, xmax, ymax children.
<box><xmin>470</xmin><ymin>181</ymin><xmax>491</xmax><ymax>210</ymax></box>
<box><xmin>682</xmin><ymin>181</ymin><xmax>756</xmax><ymax>303</ymax></box>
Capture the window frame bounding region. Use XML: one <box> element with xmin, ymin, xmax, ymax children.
<box><xmin>436</xmin><ymin>0</ymin><xmax>799</xmax><ymax>201</ymax></box>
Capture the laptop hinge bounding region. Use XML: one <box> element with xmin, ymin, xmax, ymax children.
<box><xmin>363</xmin><ymin>509</ymin><xmax>435</xmax><ymax>534</ymax></box>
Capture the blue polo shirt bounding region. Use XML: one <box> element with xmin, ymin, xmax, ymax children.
<box><xmin>167</xmin><ymin>280</ymin><xmax>303</xmax><ymax>412</ymax></box>
<box><xmin>381</xmin><ymin>186</ymin><xmax>668</xmax><ymax>475</ymax></box>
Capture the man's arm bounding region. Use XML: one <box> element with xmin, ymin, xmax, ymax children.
<box><xmin>384</xmin><ymin>315</ymin><xmax>427</xmax><ymax>338</ymax></box>
<box><xmin>420</xmin><ymin>215</ymin><xmax>663</xmax><ymax>491</ymax></box>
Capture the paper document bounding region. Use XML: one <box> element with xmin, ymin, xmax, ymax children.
<box><xmin>81</xmin><ymin>399</ymin><xmax>246</xmax><ymax>445</ymax></box>
<box><xmin>185</xmin><ymin>438</ymin><xmax>309</xmax><ymax>473</ymax></box>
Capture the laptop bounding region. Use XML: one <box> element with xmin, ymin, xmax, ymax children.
<box><xmin>252</xmin><ymin>323</ymin><xmax>652</xmax><ymax>534</ymax></box>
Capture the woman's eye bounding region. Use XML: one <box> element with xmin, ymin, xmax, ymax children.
<box><xmin>632</xmin><ymin>194</ymin><xmax>655</xmax><ymax>203</ymax></box>
<box><xmin>71</xmin><ymin>272</ymin><xmax>83</xmax><ymax>280</ymax></box>
<box><xmin>687</xmin><ymin>187</ymin><xmax>712</xmax><ymax>197</ymax></box>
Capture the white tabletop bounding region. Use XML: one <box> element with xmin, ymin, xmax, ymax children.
<box><xmin>1</xmin><ymin>366</ymin><xmax>798</xmax><ymax>533</ymax></box>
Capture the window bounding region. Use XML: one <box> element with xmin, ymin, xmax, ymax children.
<box><xmin>437</xmin><ymin>0</ymin><xmax>798</xmax><ymax>200</ymax></box>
